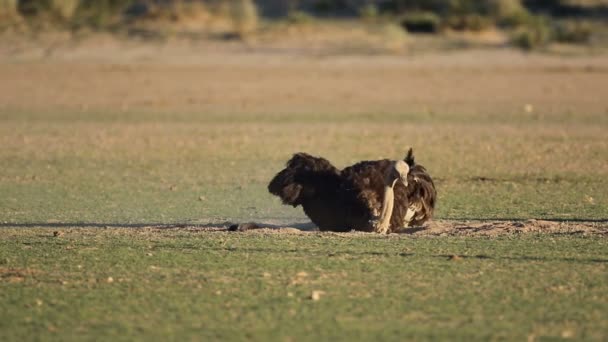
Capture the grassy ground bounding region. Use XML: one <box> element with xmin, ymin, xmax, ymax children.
<box><xmin>0</xmin><ymin>45</ymin><xmax>607</xmax><ymax>340</ymax></box>
<box><xmin>1</xmin><ymin>105</ymin><xmax>607</xmax><ymax>342</ymax></box>
<box><xmin>1</xmin><ymin>109</ymin><xmax>607</xmax><ymax>224</ymax></box>
<box><xmin>1</xmin><ymin>228</ymin><xmax>607</xmax><ymax>341</ymax></box>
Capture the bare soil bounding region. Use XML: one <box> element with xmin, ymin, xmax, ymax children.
<box><xmin>416</xmin><ymin>219</ymin><xmax>608</xmax><ymax>236</ymax></box>
<box><xmin>158</xmin><ymin>219</ymin><xmax>608</xmax><ymax>237</ymax></box>
<box><xmin>1</xmin><ymin>35</ymin><xmax>608</xmax><ymax>117</ymax></box>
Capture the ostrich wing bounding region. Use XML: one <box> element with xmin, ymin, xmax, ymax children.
<box><xmin>268</xmin><ymin>153</ymin><xmax>350</xmax><ymax>230</ymax></box>
<box><xmin>268</xmin><ymin>153</ymin><xmax>341</xmax><ymax>207</ymax></box>
<box><xmin>405</xmin><ymin>164</ymin><xmax>437</xmax><ymax>227</ymax></box>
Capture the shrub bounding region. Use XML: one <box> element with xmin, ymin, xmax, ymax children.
<box><xmin>400</xmin><ymin>11</ymin><xmax>441</xmax><ymax>33</ymax></box>
<box><xmin>378</xmin><ymin>0</ymin><xmax>450</xmax><ymax>15</ymax></box>
<box><xmin>445</xmin><ymin>14</ymin><xmax>493</xmax><ymax>31</ymax></box>
<box><xmin>490</xmin><ymin>0</ymin><xmax>532</xmax><ymax>27</ymax></box>
<box><xmin>230</xmin><ymin>0</ymin><xmax>259</xmax><ymax>38</ymax></box>
<box><xmin>71</xmin><ymin>0</ymin><xmax>134</xmax><ymax>29</ymax></box>
<box><xmin>359</xmin><ymin>3</ymin><xmax>379</xmax><ymax>22</ymax></box>
<box><xmin>553</xmin><ymin>20</ymin><xmax>592</xmax><ymax>44</ymax></box>
<box><xmin>286</xmin><ymin>10</ymin><xmax>314</xmax><ymax>25</ymax></box>
<box><xmin>312</xmin><ymin>0</ymin><xmax>341</xmax><ymax>14</ymax></box>
<box><xmin>511</xmin><ymin>15</ymin><xmax>552</xmax><ymax>50</ymax></box>
<box><xmin>0</xmin><ymin>0</ymin><xmax>18</xmax><ymax>18</ymax></box>
<box><xmin>499</xmin><ymin>9</ymin><xmax>533</xmax><ymax>28</ymax></box>
<box><xmin>446</xmin><ymin>0</ymin><xmax>488</xmax><ymax>16</ymax></box>
<box><xmin>17</xmin><ymin>0</ymin><xmax>79</xmax><ymax>20</ymax></box>
<box><xmin>50</xmin><ymin>0</ymin><xmax>79</xmax><ymax>20</ymax></box>
<box><xmin>377</xmin><ymin>22</ymin><xmax>409</xmax><ymax>51</ymax></box>
<box><xmin>0</xmin><ymin>0</ymin><xmax>21</xmax><ymax>30</ymax></box>
<box><xmin>16</xmin><ymin>0</ymin><xmax>133</xmax><ymax>29</ymax></box>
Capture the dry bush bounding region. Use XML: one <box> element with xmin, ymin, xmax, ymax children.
<box><xmin>50</xmin><ymin>0</ymin><xmax>79</xmax><ymax>20</ymax></box>
<box><xmin>286</xmin><ymin>10</ymin><xmax>315</xmax><ymax>25</ymax></box>
<box><xmin>490</xmin><ymin>0</ymin><xmax>527</xmax><ymax>18</ymax></box>
<box><xmin>400</xmin><ymin>11</ymin><xmax>441</xmax><ymax>33</ymax></box>
<box><xmin>16</xmin><ymin>0</ymin><xmax>79</xmax><ymax>21</ymax></box>
<box><xmin>69</xmin><ymin>0</ymin><xmax>134</xmax><ymax>30</ymax></box>
<box><xmin>511</xmin><ymin>15</ymin><xmax>552</xmax><ymax>50</ymax></box>
<box><xmin>129</xmin><ymin>1</ymin><xmax>210</xmax><ymax>22</ymax></box>
<box><xmin>359</xmin><ymin>3</ymin><xmax>379</xmax><ymax>22</ymax></box>
<box><xmin>554</xmin><ymin>20</ymin><xmax>593</xmax><ymax>44</ymax></box>
<box><xmin>0</xmin><ymin>0</ymin><xmax>19</xmax><ymax>18</ymax></box>
<box><xmin>490</xmin><ymin>0</ymin><xmax>532</xmax><ymax>27</ymax></box>
<box><xmin>376</xmin><ymin>22</ymin><xmax>409</xmax><ymax>51</ymax></box>
<box><xmin>230</xmin><ymin>0</ymin><xmax>258</xmax><ymax>38</ymax></box>
<box><xmin>0</xmin><ymin>0</ymin><xmax>22</xmax><ymax>30</ymax></box>
<box><xmin>445</xmin><ymin>14</ymin><xmax>493</xmax><ymax>31</ymax></box>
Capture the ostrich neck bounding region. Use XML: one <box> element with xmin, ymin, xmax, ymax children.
<box><xmin>376</xmin><ymin>180</ymin><xmax>397</xmax><ymax>233</ymax></box>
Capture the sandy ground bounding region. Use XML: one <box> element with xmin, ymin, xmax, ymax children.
<box><xmin>1</xmin><ymin>35</ymin><xmax>608</xmax><ymax>117</ymax></box>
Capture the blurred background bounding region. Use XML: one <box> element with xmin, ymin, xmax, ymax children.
<box><xmin>1</xmin><ymin>0</ymin><xmax>607</xmax><ymax>52</ymax></box>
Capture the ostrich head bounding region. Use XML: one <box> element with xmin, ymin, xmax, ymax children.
<box><xmin>385</xmin><ymin>160</ymin><xmax>410</xmax><ymax>187</ymax></box>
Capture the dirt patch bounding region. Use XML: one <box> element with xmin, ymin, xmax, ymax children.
<box><xmin>0</xmin><ymin>267</ymin><xmax>37</xmax><ymax>283</ymax></box>
<box><xmin>413</xmin><ymin>219</ymin><xmax>608</xmax><ymax>237</ymax></box>
<box><xmin>182</xmin><ymin>219</ymin><xmax>608</xmax><ymax>237</ymax></box>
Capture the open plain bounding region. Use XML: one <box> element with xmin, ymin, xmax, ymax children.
<box><xmin>1</xmin><ymin>36</ymin><xmax>607</xmax><ymax>340</ymax></box>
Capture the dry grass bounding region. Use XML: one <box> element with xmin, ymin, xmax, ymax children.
<box><xmin>0</xmin><ymin>0</ymin><xmax>17</xmax><ymax>17</ymax></box>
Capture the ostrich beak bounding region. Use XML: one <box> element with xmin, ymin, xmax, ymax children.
<box><xmin>400</xmin><ymin>176</ymin><xmax>408</xmax><ymax>187</ymax></box>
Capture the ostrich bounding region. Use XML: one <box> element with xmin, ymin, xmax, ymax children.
<box><xmin>267</xmin><ymin>148</ymin><xmax>436</xmax><ymax>233</ymax></box>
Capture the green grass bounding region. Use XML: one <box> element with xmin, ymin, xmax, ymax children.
<box><xmin>1</xmin><ymin>109</ymin><xmax>607</xmax><ymax>224</ymax></box>
<box><xmin>1</xmin><ymin>228</ymin><xmax>607</xmax><ymax>341</ymax></box>
<box><xmin>0</xmin><ymin>108</ymin><xmax>607</xmax><ymax>340</ymax></box>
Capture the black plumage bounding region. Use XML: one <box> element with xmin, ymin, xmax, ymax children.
<box><xmin>268</xmin><ymin>148</ymin><xmax>436</xmax><ymax>233</ymax></box>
